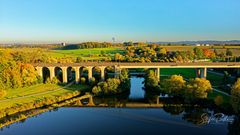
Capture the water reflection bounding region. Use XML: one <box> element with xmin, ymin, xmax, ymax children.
<box><xmin>0</xmin><ymin>77</ymin><xmax>240</xmax><ymax>135</ymax></box>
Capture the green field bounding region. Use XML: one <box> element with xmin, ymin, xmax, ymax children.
<box><xmin>161</xmin><ymin>46</ymin><xmax>240</xmax><ymax>56</ymax></box>
<box><xmin>160</xmin><ymin>68</ymin><xmax>224</xmax><ymax>86</ymax></box>
<box><xmin>47</xmin><ymin>47</ymin><xmax>125</xmax><ymax>58</ymax></box>
<box><xmin>0</xmin><ymin>84</ymin><xmax>90</xmax><ymax>110</ymax></box>
<box><xmin>208</xmin><ymin>91</ymin><xmax>230</xmax><ymax>104</ymax></box>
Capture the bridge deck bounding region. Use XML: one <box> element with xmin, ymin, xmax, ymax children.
<box><xmin>33</xmin><ymin>62</ymin><xmax>240</xmax><ymax>68</ymax></box>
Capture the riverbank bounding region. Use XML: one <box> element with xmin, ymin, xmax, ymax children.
<box><xmin>0</xmin><ymin>83</ymin><xmax>90</xmax><ymax>117</ymax></box>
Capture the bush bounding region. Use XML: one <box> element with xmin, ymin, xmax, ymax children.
<box><xmin>51</xmin><ymin>77</ymin><xmax>60</xmax><ymax>84</ymax></box>
<box><xmin>214</xmin><ymin>96</ymin><xmax>223</xmax><ymax>106</ymax></box>
<box><xmin>232</xmin><ymin>78</ymin><xmax>240</xmax><ymax>97</ymax></box>
<box><xmin>45</xmin><ymin>78</ymin><xmax>52</xmax><ymax>84</ymax></box>
<box><xmin>80</xmin><ymin>77</ymin><xmax>86</xmax><ymax>84</ymax></box>
<box><xmin>91</xmin><ymin>78</ymin><xmax>122</xmax><ymax>95</ymax></box>
<box><xmin>185</xmin><ymin>78</ymin><xmax>212</xmax><ymax>99</ymax></box>
<box><xmin>90</xmin><ymin>77</ymin><xmax>97</xmax><ymax>86</ymax></box>
<box><xmin>162</xmin><ymin>75</ymin><xmax>186</xmax><ymax>96</ymax></box>
<box><xmin>92</xmin><ymin>86</ymin><xmax>102</xmax><ymax>96</ymax></box>
<box><xmin>144</xmin><ymin>70</ymin><xmax>159</xmax><ymax>91</ymax></box>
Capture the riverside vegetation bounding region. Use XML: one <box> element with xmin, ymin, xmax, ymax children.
<box><xmin>1</xmin><ymin>42</ymin><xmax>240</xmax><ymax>127</ymax></box>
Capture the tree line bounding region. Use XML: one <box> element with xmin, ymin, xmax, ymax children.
<box><xmin>0</xmin><ymin>49</ymin><xmax>42</xmax><ymax>98</ymax></box>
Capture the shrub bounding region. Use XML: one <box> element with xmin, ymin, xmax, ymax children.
<box><xmin>231</xmin><ymin>78</ymin><xmax>240</xmax><ymax>97</ymax></box>
<box><xmin>185</xmin><ymin>78</ymin><xmax>212</xmax><ymax>99</ymax></box>
<box><xmin>92</xmin><ymin>86</ymin><xmax>102</xmax><ymax>96</ymax></box>
<box><xmin>162</xmin><ymin>75</ymin><xmax>186</xmax><ymax>96</ymax></box>
<box><xmin>80</xmin><ymin>77</ymin><xmax>86</xmax><ymax>84</ymax></box>
<box><xmin>51</xmin><ymin>77</ymin><xmax>60</xmax><ymax>84</ymax></box>
<box><xmin>214</xmin><ymin>96</ymin><xmax>223</xmax><ymax>106</ymax></box>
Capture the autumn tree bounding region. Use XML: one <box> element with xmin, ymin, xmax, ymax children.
<box><xmin>144</xmin><ymin>70</ymin><xmax>159</xmax><ymax>91</ymax></box>
<box><xmin>193</xmin><ymin>47</ymin><xmax>204</xmax><ymax>59</ymax></box>
<box><xmin>185</xmin><ymin>78</ymin><xmax>212</xmax><ymax>99</ymax></box>
<box><xmin>231</xmin><ymin>78</ymin><xmax>240</xmax><ymax>113</ymax></box>
<box><xmin>162</xmin><ymin>75</ymin><xmax>186</xmax><ymax>96</ymax></box>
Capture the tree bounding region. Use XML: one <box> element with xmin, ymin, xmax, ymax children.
<box><xmin>185</xmin><ymin>78</ymin><xmax>212</xmax><ymax>99</ymax></box>
<box><xmin>0</xmin><ymin>82</ymin><xmax>6</xmax><ymax>99</ymax></box>
<box><xmin>231</xmin><ymin>78</ymin><xmax>240</xmax><ymax>97</ymax></box>
<box><xmin>92</xmin><ymin>78</ymin><xmax>121</xmax><ymax>95</ymax></box>
<box><xmin>144</xmin><ymin>70</ymin><xmax>159</xmax><ymax>91</ymax></box>
<box><xmin>114</xmin><ymin>53</ymin><xmax>123</xmax><ymax>62</ymax></box>
<box><xmin>162</xmin><ymin>75</ymin><xmax>186</xmax><ymax>96</ymax></box>
<box><xmin>226</xmin><ymin>49</ymin><xmax>233</xmax><ymax>56</ymax></box>
<box><xmin>51</xmin><ymin>77</ymin><xmax>60</xmax><ymax>84</ymax></box>
<box><xmin>157</xmin><ymin>48</ymin><xmax>167</xmax><ymax>56</ymax></box>
<box><xmin>92</xmin><ymin>86</ymin><xmax>102</xmax><ymax>96</ymax></box>
<box><xmin>193</xmin><ymin>47</ymin><xmax>204</xmax><ymax>59</ymax></box>
<box><xmin>231</xmin><ymin>78</ymin><xmax>240</xmax><ymax>113</ymax></box>
<box><xmin>0</xmin><ymin>89</ymin><xmax>6</xmax><ymax>99</ymax></box>
<box><xmin>80</xmin><ymin>77</ymin><xmax>86</xmax><ymax>84</ymax></box>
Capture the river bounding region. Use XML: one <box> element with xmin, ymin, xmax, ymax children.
<box><xmin>0</xmin><ymin>77</ymin><xmax>238</xmax><ymax>135</ymax></box>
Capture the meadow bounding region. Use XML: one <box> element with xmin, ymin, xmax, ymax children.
<box><xmin>47</xmin><ymin>47</ymin><xmax>125</xmax><ymax>58</ymax></box>
<box><xmin>0</xmin><ymin>84</ymin><xmax>90</xmax><ymax>110</ymax></box>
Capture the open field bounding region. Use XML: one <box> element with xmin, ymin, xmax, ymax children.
<box><xmin>47</xmin><ymin>47</ymin><xmax>125</xmax><ymax>58</ymax></box>
<box><xmin>158</xmin><ymin>46</ymin><xmax>240</xmax><ymax>56</ymax></box>
<box><xmin>208</xmin><ymin>91</ymin><xmax>230</xmax><ymax>104</ymax></box>
<box><xmin>160</xmin><ymin>68</ymin><xmax>224</xmax><ymax>86</ymax></box>
<box><xmin>0</xmin><ymin>84</ymin><xmax>90</xmax><ymax>110</ymax></box>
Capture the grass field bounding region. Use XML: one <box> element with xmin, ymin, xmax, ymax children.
<box><xmin>160</xmin><ymin>68</ymin><xmax>225</xmax><ymax>86</ymax></box>
<box><xmin>208</xmin><ymin>91</ymin><xmax>230</xmax><ymax>104</ymax></box>
<box><xmin>0</xmin><ymin>84</ymin><xmax>90</xmax><ymax>110</ymax></box>
<box><xmin>47</xmin><ymin>47</ymin><xmax>125</xmax><ymax>58</ymax></box>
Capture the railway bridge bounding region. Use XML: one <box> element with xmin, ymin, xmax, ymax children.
<box><xmin>33</xmin><ymin>62</ymin><xmax>240</xmax><ymax>83</ymax></box>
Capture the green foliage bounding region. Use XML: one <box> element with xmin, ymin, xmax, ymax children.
<box><xmin>0</xmin><ymin>89</ymin><xmax>6</xmax><ymax>99</ymax></box>
<box><xmin>231</xmin><ymin>78</ymin><xmax>240</xmax><ymax>113</ymax></box>
<box><xmin>45</xmin><ymin>78</ymin><xmax>52</xmax><ymax>84</ymax></box>
<box><xmin>92</xmin><ymin>78</ymin><xmax>121</xmax><ymax>96</ymax></box>
<box><xmin>61</xmin><ymin>42</ymin><xmax>113</xmax><ymax>50</ymax></box>
<box><xmin>90</xmin><ymin>77</ymin><xmax>97</xmax><ymax>86</ymax></box>
<box><xmin>162</xmin><ymin>75</ymin><xmax>186</xmax><ymax>96</ymax></box>
<box><xmin>226</xmin><ymin>49</ymin><xmax>233</xmax><ymax>56</ymax></box>
<box><xmin>119</xmin><ymin>69</ymin><xmax>130</xmax><ymax>90</ymax></box>
<box><xmin>193</xmin><ymin>47</ymin><xmax>204</xmax><ymax>59</ymax></box>
<box><xmin>92</xmin><ymin>86</ymin><xmax>102</xmax><ymax>96</ymax></box>
<box><xmin>185</xmin><ymin>78</ymin><xmax>212</xmax><ymax>99</ymax></box>
<box><xmin>92</xmin><ymin>70</ymin><xmax>130</xmax><ymax>96</ymax></box>
<box><xmin>144</xmin><ymin>70</ymin><xmax>159</xmax><ymax>91</ymax></box>
<box><xmin>231</xmin><ymin>78</ymin><xmax>240</xmax><ymax>97</ymax></box>
<box><xmin>80</xmin><ymin>77</ymin><xmax>86</xmax><ymax>84</ymax></box>
<box><xmin>51</xmin><ymin>77</ymin><xmax>60</xmax><ymax>84</ymax></box>
<box><xmin>0</xmin><ymin>51</ymin><xmax>41</xmax><ymax>90</ymax></box>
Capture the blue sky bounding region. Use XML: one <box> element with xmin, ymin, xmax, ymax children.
<box><xmin>0</xmin><ymin>0</ymin><xmax>240</xmax><ymax>43</ymax></box>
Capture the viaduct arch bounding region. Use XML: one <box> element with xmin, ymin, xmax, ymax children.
<box><xmin>34</xmin><ymin>62</ymin><xmax>240</xmax><ymax>84</ymax></box>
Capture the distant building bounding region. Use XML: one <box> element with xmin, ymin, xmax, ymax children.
<box><xmin>195</xmin><ymin>44</ymin><xmax>211</xmax><ymax>46</ymax></box>
<box><xmin>196</xmin><ymin>44</ymin><xmax>201</xmax><ymax>46</ymax></box>
<box><xmin>61</xmin><ymin>42</ymin><xmax>66</xmax><ymax>46</ymax></box>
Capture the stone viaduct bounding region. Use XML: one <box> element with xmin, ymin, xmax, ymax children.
<box><xmin>33</xmin><ymin>62</ymin><xmax>240</xmax><ymax>83</ymax></box>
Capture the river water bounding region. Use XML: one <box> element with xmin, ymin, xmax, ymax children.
<box><xmin>0</xmin><ymin>77</ymin><xmax>238</xmax><ymax>135</ymax></box>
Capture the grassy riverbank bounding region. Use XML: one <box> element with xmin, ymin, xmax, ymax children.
<box><xmin>160</xmin><ymin>68</ymin><xmax>224</xmax><ymax>86</ymax></box>
<box><xmin>0</xmin><ymin>83</ymin><xmax>90</xmax><ymax>110</ymax></box>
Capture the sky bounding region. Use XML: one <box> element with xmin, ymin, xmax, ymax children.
<box><xmin>0</xmin><ymin>0</ymin><xmax>240</xmax><ymax>43</ymax></box>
